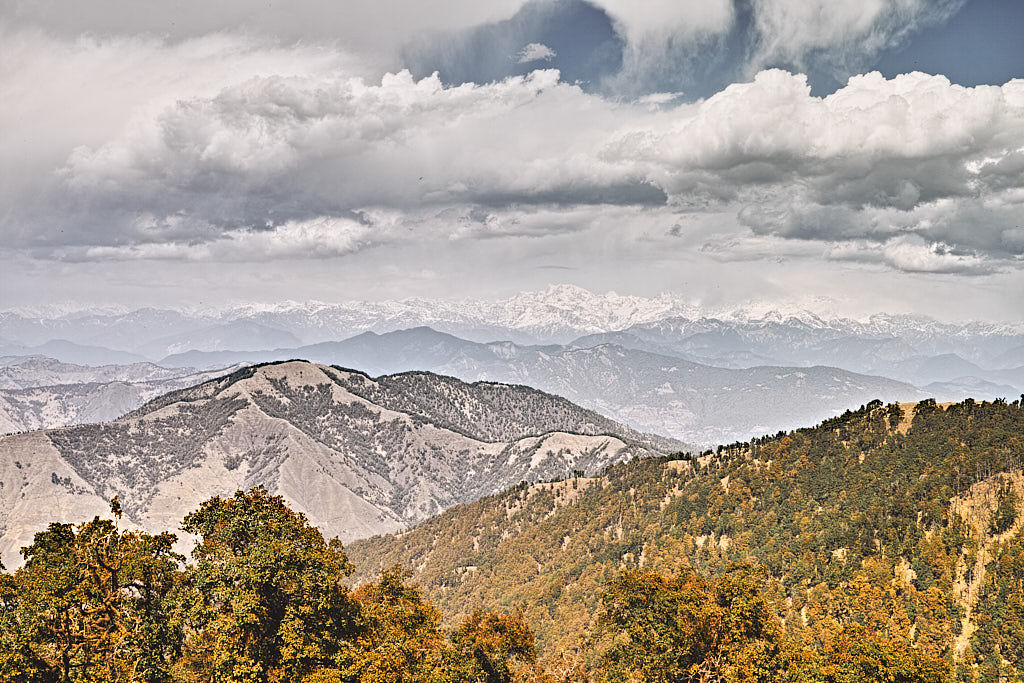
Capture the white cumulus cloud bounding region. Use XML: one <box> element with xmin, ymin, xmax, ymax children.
<box><xmin>747</xmin><ymin>0</ymin><xmax>967</xmax><ymax>76</ymax></box>
<box><xmin>516</xmin><ymin>42</ymin><xmax>556</xmax><ymax>63</ymax></box>
<box><xmin>2</xmin><ymin>27</ymin><xmax>1022</xmax><ymax>277</ymax></box>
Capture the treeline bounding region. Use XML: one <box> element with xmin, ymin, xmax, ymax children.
<box><xmin>0</xmin><ymin>489</ymin><xmax>947</xmax><ymax>682</ymax></box>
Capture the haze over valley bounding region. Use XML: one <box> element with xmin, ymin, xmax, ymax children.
<box><xmin>3</xmin><ymin>286</ymin><xmax>1021</xmax><ymax>443</ymax></box>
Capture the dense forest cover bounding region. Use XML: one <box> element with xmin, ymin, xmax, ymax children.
<box><xmin>348</xmin><ymin>399</ymin><xmax>1024</xmax><ymax>681</ymax></box>
<box><xmin>0</xmin><ymin>489</ymin><xmax>550</xmax><ymax>682</ymax></box>
<box><xmin>2</xmin><ymin>399</ymin><xmax>1022</xmax><ymax>681</ymax></box>
<box><xmin>1</xmin><ymin>488</ymin><xmax>952</xmax><ymax>682</ymax></box>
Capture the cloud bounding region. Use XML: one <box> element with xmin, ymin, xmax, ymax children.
<box><xmin>59</xmin><ymin>216</ymin><xmax>377</xmax><ymax>262</ymax></box>
<box><xmin>1</xmin><ymin>0</ymin><xmax>526</xmax><ymax>70</ymax></box>
<box><xmin>401</xmin><ymin>0</ymin><xmax>623</xmax><ymax>90</ymax></box>
<box><xmin>592</xmin><ymin>0</ymin><xmax>735</xmax><ymax>42</ymax></box>
<box><xmin>3</xmin><ymin>25</ymin><xmax>1023</xmax><ymax>277</ymax></box>
<box><xmin>828</xmin><ymin>235</ymin><xmax>994</xmax><ymax>275</ymax></box>
<box><xmin>699</xmin><ymin>233</ymin><xmax>824</xmax><ymax>263</ymax></box>
<box><xmin>593</xmin><ymin>0</ymin><xmax>969</xmax><ymax>97</ymax></box>
<box><xmin>516</xmin><ymin>42</ymin><xmax>556</xmax><ymax>63</ymax></box>
<box><xmin>747</xmin><ymin>0</ymin><xmax>967</xmax><ymax>77</ymax></box>
<box><xmin>5</xmin><ymin>0</ymin><xmax>973</xmax><ymax>100</ymax></box>
<box><xmin>0</xmin><ymin>29</ymin><xmax>361</xmax><ymax>247</ymax></box>
<box><xmin>42</xmin><ymin>62</ymin><xmax>665</xmax><ymax>255</ymax></box>
<box><xmin>612</xmin><ymin>70</ymin><xmax>1024</xmax><ymax>258</ymax></box>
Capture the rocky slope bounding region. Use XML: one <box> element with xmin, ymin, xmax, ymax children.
<box><xmin>0</xmin><ymin>360</ymin><xmax>678</xmax><ymax>566</ymax></box>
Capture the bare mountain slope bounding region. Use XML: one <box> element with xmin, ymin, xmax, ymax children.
<box><xmin>158</xmin><ymin>328</ymin><xmax>925</xmax><ymax>444</ymax></box>
<box><xmin>0</xmin><ymin>360</ymin><xmax>678</xmax><ymax>566</ymax></box>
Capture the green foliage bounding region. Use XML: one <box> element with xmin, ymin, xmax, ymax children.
<box><xmin>972</xmin><ymin>533</ymin><xmax>1024</xmax><ymax>682</ymax></box>
<box><xmin>174</xmin><ymin>487</ymin><xmax>361</xmax><ymax>682</ymax></box>
<box><xmin>990</xmin><ymin>480</ymin><xmax>1019</xmax><ymax>535</ymax></box>
<box><xmin>346</xmin><ymin>399</ymin><xmax>1024</xmax><ymax>676</ymax></box>
<box><xmin>819</xmin><ymin>625</ymin><xmax>950</xmax><ymax>683</ymax></box>
<box><xmin>0</xmin><ymin>514</ymin><xmax>183</xmax><ymax>682</ymax></box>
<box><xmin>599</xmin><ymin>565</ymin><xmax>789</xmax><ymax>683</ymax></box>
<box><xmin>451</xmin><ymin>609</ymin><xmax>539</xmax><ymax>683</ymax></box>
<box><xmin>596</xmin><ymin>568</ymin><xmax>949</xmax><ymax>683</ymax></box>
<box><xmin>5</xmin><ymin>399</ymin><xmax>1024</xmax><ymax>681</ymax></box>
<box><xmin>0</xmin><ymin>489</ymin><xmax>550</xmax><ymax>683</ymax></box>
<box><xmin>345</xmin><ymin>566</ymin><xmax>452</xmax><ymax>682</ymax></box>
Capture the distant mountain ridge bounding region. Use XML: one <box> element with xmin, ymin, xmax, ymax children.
<box><xmin>0</xmin><ymin>357</ymin><xmax>247</xmax><ymax>434</ymax></box>
<box><xmin>155</xmin><ymin>327</ymin><xmax>926</xmax><ymax>444</ymax></box>
<box><xmin>0</xmin><ymin>360</ymin><xmax>679</xmax><ymax>567</ymax></box>
<box><xmin>572</xmin><ymin>316</ymin><xmax>1024</xmax><ymax>399</ymax></box>
<box><xmin>10</xmin><ymin>319</ymin><xmax>1013</xmax><ymax>445</ymax></box>
<box><xmin>3</xmin><ymin>285</ymin><xmax>1018</xmax><ymax>443</ymax></box>
<box><xmin>0</xmin><ymin>356</ymin><xmax>233</xmax><ymax>390</ymax></box>
<box><xmin>3</xmin><ymin>285</ymin><xmax>1021</xmax><ymax>362</ymax></box>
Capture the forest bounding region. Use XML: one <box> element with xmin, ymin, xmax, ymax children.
<box><xmin>3</xmin><ymin>398</ymin><xmax>1023</xmax><ymax>681</ymax></box>
<box><xmin>347</xmin><ymin>398</ymin><xmax>1024</xmax><ymax>682</ymax></box>
<box><xmin>1</xmin><ymin>487</ymin><xmax>951</xmax><ymax>682</ymax></box>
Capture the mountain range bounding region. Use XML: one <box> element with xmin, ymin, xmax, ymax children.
<box><xmin>0</xmin><ymin>357</ymin><xmax>247</xmax><ymax>434</ymax></box>
<box><xmin>0</xmin><ymin>360</ymin><xmax>677</xmax><ymax>567</ymax></box>
<box><xmin>0</xmin><ymin>328</ymin><xmax>965</xmax><ymax>445</ymax></box>
<box><xmin>157</xmin><ymin>327</ymin><xmax>926</xmax><ymax>444</ymax></box>
<box><xmin>3</xmin><ymin>285</ymin><xmax>1020</xmax><ymax>445</ymax></box>
<box><xmin>4</xmin><ymin>285</ymin><xmax>1021</xmax><ymax>364</ymax></box>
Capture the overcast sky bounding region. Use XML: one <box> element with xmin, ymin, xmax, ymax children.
<box><xmin>1</xmin><ymin>0</ymin><xmax>1022</xmax><ymax>321</ymax></box>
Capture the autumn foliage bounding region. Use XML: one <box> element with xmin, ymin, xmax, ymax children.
<box><xmin>0</xmin><ymin>489</ymin><xmax>546</xmax><ymax>683</ymax></box>
<box><xmin>0</xmin><ymin>488</ymin><xmax>958</xmax><ymax>682</ymax></box>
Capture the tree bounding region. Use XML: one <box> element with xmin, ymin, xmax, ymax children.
<box><xmin>345</xmin><ymin>565</ymin><xmax>455</xmax><ymax>683</ymax></box>
<box><xmin>0</xmin><ymin>512</ymin><xmax>182</xmax><ymax>682</ymax></box>
<box><xmin>174</xmin><ymin>487</ymin><xmax>361</xmax><ymax>683</ymax></box>
<box><xmin>451</xmin><ymin>609</ymin><xmax>539</xmax><ymax>683</ymax></box>
<box><xmin>819</xmin><ymin>625</ymin><xmax>950</xmax><ymax>683</ymax></box>
<box><xmin>990</xmin><ymin>480</ymin><xmax>1019</xmax><ymax>535</ymax></box>
<box><xmin>598</xmin><ymin>565</ymin><xmax>792</xmax><ymax>683</ymax></box>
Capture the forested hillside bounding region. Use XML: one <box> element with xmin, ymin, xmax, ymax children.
<box><xmin>0</xmin><ymin>489</ymin><xmax>958</xmax><ymax>682</ymax></box>
<box><xmin>349</xmin><ymin>399</ymin><xmax>1024</xmax><ymax>681</ymax></box>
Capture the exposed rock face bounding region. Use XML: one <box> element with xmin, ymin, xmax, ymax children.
<box><xmin>0</xmin><ymin>361</ymin><xmax>677</xmax><ymax>566</ymax></box>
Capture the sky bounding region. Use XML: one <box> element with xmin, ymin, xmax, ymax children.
<box><xmin>1</xmin><ymin>0</ymin><xmax>1022</xmax><ymax>322</ymax></box>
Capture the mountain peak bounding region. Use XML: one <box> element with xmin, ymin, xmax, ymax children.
<box><xmin>0</xmin><ymin>360</ymin><xmax>676</xmax><ymax>567</ymax></box>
